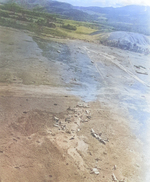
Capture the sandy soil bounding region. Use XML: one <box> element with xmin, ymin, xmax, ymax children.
<box><xmin>0</xmin><ymin>26</ymin><xmax>148</xmax><ymax>182</ymax></box>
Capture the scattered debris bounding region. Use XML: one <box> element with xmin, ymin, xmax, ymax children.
<box><xmin>88</xmin><ymin>151</ymin><xmax>92</xmax><ymax>156</ymax></box>
<box><xmin>134</xmin><ymin>65</ymin><xmax>148</xmax><ymax>75</ymax></box>
<box><xmin>135</xmin><ymin>70</ymin><xmax>148</xmax><ymax>75</ymax></box>
<box><xmin>91</xmin><ymin>129</ymin><xmax>108</xmax><ymax>145</ymax></box>
<box><xmin>112</xmin><ymin>174</ymin><xmax>125</xmax><ymax>182</ymax></box>
<box><xmin>91</xmin><ymin>168</ymin><xmax>100</xmax><ymax>175</ymax></box>
<box><xmin>134</xmin><ymin>65</ymin><xmax>146</xmax><ymax>69</ymax></box>
<box><xmin>85</xmin><ymin>110</ymin><xmax>90</xmax><ymax>114</ymax></box>
<box><xmin>61</xmin><ymin>125</ymin><xmax>66</xmax><ymax>130</ymax></box>
<box><xmin>67</xmin><ymin>107</ymin><xmax>75</xmax><ymax>111</ymax></box>
<box><xmin>99</xmin><ymin>132</ymin><xmax>102</xmax><ymax>136</ymax></box>
<box><xmin>72</xmin><ymin>78</ymin><xmax>77</xmax><ymax>82</ymax></box>
<box><xmin>54</xmin><ymin>116</ymin><xmax>59</xmax><ymax>122</ymax></box>
<box><xmin>113</xmin><ymin>165</ymin><xmax>117</xmax><ymax>170</ymax></box>
<box><xmin>53</xmin><ymin>124</ymin><xmax>59</xmax><ymax>127</ymax></box>
<box><xmin>112</xmin><ymin>173</ymin><xmax>117</xmax><ymax>181</ymax></box>
<box><xmin>65</xmin><ymin>116</ymin><xmax>72</xmax><ymax>123</ymax></box>
<box><xmin>77</xmin><ymin>103</ymin><xmax>89</xmax><ymax>108</ymax></box>
<box><xmin>66</xmin><ymin>130</ymin><xmax>71</xmax><ymax>134</ymax></box>
<box><xmin>87</xmin><ymin>115</ymin><xmax>91</xmax><ymax>119</ymax></box>
<box><xmin>81</xmin><ymin>119</ymin><xmax>88</xmax><ymax>123</ymax></box>
<box><xmin>69</xmin><ymin>135</ymin><xmax>75</xmax><ymax>140</ymax></box>
<box><xmin>95</xmin><ymin>158</ymin><xmax>101</xmax><ymax>162</ymax></box>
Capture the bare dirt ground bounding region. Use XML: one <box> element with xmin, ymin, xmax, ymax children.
<box><xmin>0</xmin><ymin>26</ymin><xmax>148</xmax><ymax>182</ymax></box>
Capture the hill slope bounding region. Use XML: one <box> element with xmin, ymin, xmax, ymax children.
<box><xmin>2</xmin><ymin>1</ymin><xmax>150</xmax><ymax>35</ymax></box>
<box><xmin>99</xmin><ymin>31</ymin><xmax>150</xmax><ymax>54</ymax></box>
<box><xmin>76</xmin><ymin>5</ymin><xmax>150</xmax><ymax>35</ymax></box>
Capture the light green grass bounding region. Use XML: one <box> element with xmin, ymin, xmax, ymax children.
<box><xmin>0</xmin><ymin>4</ymin><xmax>103</xmax><ymax>42</ymax></box>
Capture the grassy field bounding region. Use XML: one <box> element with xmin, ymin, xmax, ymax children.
<box><xmin>0</xmin><ymin>3</ymin><xmax>114</xmax><ymax>42</ymax></box>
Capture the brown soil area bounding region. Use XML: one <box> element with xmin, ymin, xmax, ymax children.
<box><xmin>0</xmin><ymin>26</ymin><xmax>144</xmax><ymax>182</ymax></box>
<box><xmin>0</xmin><ymin>87</ymin><xmax>143</xmax><ymax>182</ymax></box>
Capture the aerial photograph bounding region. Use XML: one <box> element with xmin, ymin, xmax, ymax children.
<box><xmin>0</xmin><ymin>0</ymin><xmax>150</xmax><ymax>181</ymax></box>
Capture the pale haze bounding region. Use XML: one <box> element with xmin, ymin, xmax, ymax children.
<box><xmin>58</xmin><ymin>0</ymin><xmax>150</xmax><ymax>7</ymax></box>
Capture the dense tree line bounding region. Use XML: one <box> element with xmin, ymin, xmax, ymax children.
<box><xmin>62</xmin><ymin>24</ymin><xmax>76</xmax><ymax>31</ymax></box>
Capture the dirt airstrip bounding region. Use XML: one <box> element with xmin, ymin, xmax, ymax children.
<box><xmin>0</xmin><ymin>26</ymin><xmax>148</xmax><ymax>182</ymax></box>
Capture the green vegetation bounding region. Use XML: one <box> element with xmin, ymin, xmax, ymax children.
<box><xmin>1</xmin><ymin>1</ymin><xmax>148</xmax><ymax>36</ymax></box>
<box><xmin>0</xmin><ymin>2</ymin><xmax>103</xmax><ymax>41</ymax></box>
<box><xmin>62</xmin><ymin>24</ymin><xmax>77</xmax><ymax>31</ymax></box>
